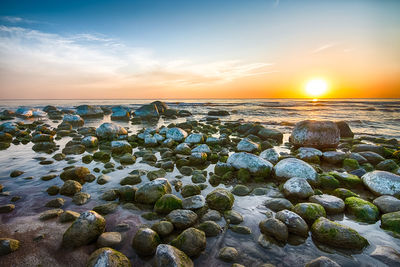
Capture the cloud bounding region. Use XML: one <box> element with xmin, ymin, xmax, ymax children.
<box><xmin>312</xmin><ymin>42</ymin><xmax>342</xmax><ymax>54</ymax></box>
<box><xmin>0</xmin><ymin>24</ymin><xmax>275</xmax><ymax>97</ymax></box>
<box><xmin>0</xmin><ymin>16</ymin><xmax>40</xmax><ymax>24</ymax></box>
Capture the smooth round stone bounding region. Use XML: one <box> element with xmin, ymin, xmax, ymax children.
<box><xmin>131</xmin><ymin>228</ymin><xmax>160</xmax><ymax>256</ymax></box>
<box><xmin>170</xmin><ymin>228</ymin><xmax>206</xmax><ymax>257</ymax></box>
<box><xmin>155</xmin><ymin>244</ymin><xmax>193</xmax><ymax>267</ymax></box>
<box><xmin>259</xmin><ymin>148</ymin><xmax>279</xmax><ymax>164</ymax></box>
<box><xmin>151</xmin><ymin>221</ymin><xmax>174</xmax><ymax>236</ymax></box>
<box><xmin>263</xmin><ymin>198</ymin><xmax>293</xmax><ymax>212</ymax></box>
<box><xmin>322</xmin><ymin>151</ymin><xmax>346</xmax><ymax>164</ymax></box>
<box><xmin>201</xmin><ymin>209</ymin><xmax>222</xmax><ymax>222</ymax></box>
<box><xmin>59</xmin><ymin>210</ymin><xmax>80</xmax><ymax>223</ymax></box>
<box><xmin>237</xmin><ymin>138</ymin><xmax>260</xmax><ymax>152</ymax></box>
<box><xmin>218</xmin><ymin>247</ymin><xmax>239</xmax><ymax>262</ymax></box>
<box><xmin>227</xmin><ymin>152</ymin><xmax>272</xmax><ymax>175</ymax></box>
<box><xmin>296</xmin><ymin>147</ymin><xmax>322</xmax><ymax>163</ymax></box>
<box><xmin>309</xmin><ymin>194</ymin><xmax>345</xmax><ymax>214</ymax></box>
<box><xmin>275</xmin><ymin>209</ymin><xmax>309</xmax><ymax>237</ymax></box>
<box><xmin>259</xmin><ymin>218</ymin><xmax>288</xmax><ymax>242</ymax></box>
<box><xmin>292</xmin><ymin>203</ymin><xmax>326</xmax><ymax>224</ymax></box>
<box><xmin>182</xmin><ymin>195</ymin><xmax>206</xmax><ymax>210</ymax></box>
<box><xmin>45</xmin><ymin>198</ymin><xmax>65</xmax><ymax>208</ymax></box>
<box><xmin>358</xmin><ymin>151</ymin><xmax>385</xmax><ymax>165</ymax></box>
<box><xmin>196</xmin><ymin>221</ymin><xmax>222</xmax><ymax>237</ymax></box>
<box><xmin>72</xmin><ymin>192</ymin><xmax>91</xmax><ymax>205</ymax></box>
<box><xmin>290</xmin><ymin>120</ymin><xmax>340</xmax><ymax>149</ymax></box>
<box><xmin>305</xmin><ymin>256</ymin><xmax>340</xmax><ymax>267</ymax></box>
<box><xmin>97</xmin><ymin>175</ymin><xmax>111</xmax><ymax>185</ymax></box>
<box><xmin>283</xmin><ymin>177</ymin><xmax>314</xmax><ymax>199</ymax></box>
<box><xmin>166</xmin><ymin>127</ymin><xmax>188</xmax><ymax>142</ymax></box>
<box><xmin>224</xmin><ymin>210</ymin><xmax>243</xmax><ymax>224</ymax></box>
<box><xmin>373</xmin><ymin>195</ymin><xmax>400</xmax><ymax>213</ymax></box>
<box><xmin>87</xmin><ymin>247</ymin><xmax>131</xmax><ymax>267</ymax></box>
<box><xmin>166</xmin><ymin>209</ymin><xmax>198</xmax><ymax>230</ymax></box>
<box><xmin>273</xmin><ymin>158</ymin><xmax>317</xmax><ymax>183</ymax></box>
<box><xmin>370</xmin><ymin>245</ymin><xmax>400</xmax><ymax>266</ymax></box>
<box><xmin>362</xmin><ymin>171</ymin><xmax>400</xmax><ymax>196</ymax></box>
<box><xmin>97</xmin><ymin>232</ymin><xmax>122</xmax><ymax>248</ymax></box>
<box><xmin>231</xmin><ymin>184</ymin><xmax>250</xmax><ymax>196</ymax></box>
<box><xmin>0</xmin><ymin>238</ymin><xmax>20</xmax><ymax>256</ymax></box>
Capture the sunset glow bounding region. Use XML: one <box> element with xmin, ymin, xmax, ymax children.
<box><xmin>305</xmin><ymin>79</ymin><xmax>328</xmax><ymax>98</ymax></box>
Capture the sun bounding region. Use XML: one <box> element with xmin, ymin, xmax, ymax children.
<box><xmin>305</xmin><ymin>79</ymin><xmax>328</xmax><ymax>98</ymax></box>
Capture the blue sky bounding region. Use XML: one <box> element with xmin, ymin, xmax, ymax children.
<box><xmin>0</xmin><ymin>0</ymin><xmax>399</xmax><ymax>98</ymax></box>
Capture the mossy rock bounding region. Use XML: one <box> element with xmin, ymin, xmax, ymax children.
<box><xmin>237</xmin><ymin>168</ymin><xmax>251</xmax><ymax>183</ymax></box>
<box><xmin>206</xmin><ymin>188</ymin><xmax>234</xmax><ymax>212</ymax></box>
<box><xmin>329</xmin><ymin>171</ymin><xmax>362</xmax><ymax>188</ymax></box>
<box><xmin>82</xmin><ymin>155</ymin><xmax>93</xmax><ymax>164</ymax></box>
<box><xmin>147</xmin><ymin>169</ymin><xmax>167</xmax><ymax>181</ymax></box>
<box><xmin>87</xmin><ymin>247</ymin><xmax>131</xmax><ymax>267</ymax></box>
<box><xmin>170</xmin><ymin>228</ymin><xmax>206</xmax><ymax>257</ymax></box>
<box><xmin>376</xmin><ymin>159</ymin><xmax>399</xmax><ymax>172</ymax></box>
<box><xmin>318</xmin><ymin>174</ymin><xmax>340</xmax><ymax>190</ymax></box>
<box><xmin>345</xmin><ymin>197</ymin><xmax>379</xmax><ymax>223</ymax></box>
<box><xmin>0</xmin><ymin>238</ymin><xmax>20</xmax><ymax>256</ymax></box>
<box><xmin>381</xmin><ymin>211</ymin><xmax>400</xmax><ymax>234</ymax></box>
<box><xmin>131</xmin><ymin>228</ymin><xmax>160</xmax><ymax>256</ymax></box>
<box><xmin>214</xmin><ymin>162</ymin><xmax>234</xmax><ymax>176</ymax></box>
<box><xmin>311</xmin><ymin>217</ymin><xmax>368</xmax><ymax>250</ymax></box>
<box><xmin>332</xmin><ymin>188</ymin><xmax>359</xmax><ymax>200</ymax></box>
<box><xmin>231</xmin><ymin>184</ymin><xmax>250</xmax><ymax>196</ymax></box>
<box><xmin>181</xmin><ymin>184</ymin><xmax>201</xmax><ymax>198</ymax></box>
<box><xmin>343</xmin><ymin>158</ymin><xmax>360</xmax><ymax>171</ymax></box>
<box><xmin>292</xmin><ymin>203</ymin><xmax>326</xmax><ymax>224</ymax></box>
<box><xmin>154</xmin><ymin>194</ymin><xmax>183</xmax><ymax>214</ymax></box>
<box><xmin>93</xmin><ymin>151</ymin><xmax>111</xmax><ymax>162</ymax></box>
<box><xmin>361</xmin><ymin>163</ymin><xmax>374</xmax><ymax>172</ymax></box>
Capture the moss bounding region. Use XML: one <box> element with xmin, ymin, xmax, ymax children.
<box><xmin>329</xmin><ymin>171</ymin><xmax>361</xmax><ymax>188</ymax></box>
<box><xmin>345</xmin><ymin>197</ymin><xmax>379</xmax><ymax>223</ymax></box>
<box><xmin>318</xmin><ymin>174</ymin><xmax>340</xmax><ymax>189</ymax></box>
<box><xmin>206</xmin><ymin>188</ymin><xmax>234</xmax><ymax>212</ymax></box>
<box><xmin>154</xmin><ymin>194</ymin><xmax>183</xmax><ymax>214</ymax></box>
<box><xmin>93</xmin><ymin>151</ymin><xmax>110</xmax><ymax>162</ymax></box>
<box><xmin>209</xmin><ymin>153</ymin><xmax>219</xmax><ymax>163</ymax></box>
<box><xmin>361</xmin><ymin>163</ymin><xmax>374</xmax><ymax>172</ymax></box>
<box><xmin>82</xmin><ymin>154</ymin><xmax>93</xmax><ymax>164</ymax></box>
<box><xmin>237</xmin><ymin>168</ymin><xmax>251</xmax><ymax>183</ymax></box>
<box><xmin>332</xmin><ymin>188</ymin><xmax>359</xmax><ymax>200</ymax></box>
<box><xmin>381</xmin><ymin>211</ymin><xmax>400</xmax><ymax>234</ymax></box>
<box><xmin>221</xmin><ymin>171</ymin><xmax>234</xmax><ymax>181</ymax></box>
<box><xmin>343</xmin><ymin>158</ymin><xmax>360</xmax><ymax>171</ymax></box>
<box><xmin>292</xmin><ymin>203</ymin><xmax>326</xmax><ymax>224</ymax></box>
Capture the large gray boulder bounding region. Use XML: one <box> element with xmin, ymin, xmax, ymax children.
<box><xmin>155</xmin><ymin>244</ymin><xmax>193</xmax><ymax>267</ymax></box>
<box><xmin>276</xmin><ymin>209</ymin><xmax>308</xmax><ymax>237</ymax></box>
<box><xmin>63</xmin><ymin>114</ymin><xmax>84</xmax><ymax>127</ymax></box>
<box><xmin>62</xmin><ymin>211</ymin><xmax>106</xmax><ymax>247</ymax></box>
<box><xmin>259</xmin><ymin>148</ymin><xmax>279</xmax><ymax>164</ymax></box>
<box><xmin>290</xmin><ymin>120</ymin><xmax>340</xmax><ymax>149</ymax></box>
<box><xmin>283</xmin><ymin>177</ymin><xmax>314</xmax><ymax>199</ymax></box>
<box><xmin>135</xmin><ymin>178</ymin><xmax>172</xmax><ymax>204</ymax></box>
<box><xmin>273</xmin><ymin>158</ymin><xmax>317</xmax><ymax>183</ymax></box>
<box><xmin>76</xmin><ymin>105</ymin><xmax>103</xmax><ymax>118</ymax></box>
<box><xmin>227</xmin><ymin>152</ymin><xmax>273</xmax><ymax>176</ymax></box>
<box><xmin>96</xmin><ymin>123</ymin><xmax>127</xmax><ymax>139</ymax></box>
<box><xmin>236</xmin><ymin>138</ymin><xmax>260</xmax><ymax>153</ymax></box>
<box><xmin>362</xmin><ymin>171</ymin><xmax>400</xmax><ymax>196</ymax></box>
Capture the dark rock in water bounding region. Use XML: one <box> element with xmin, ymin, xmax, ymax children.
<box><xmin>259</xmin><ymin>218</ymin><xmax>288</xmax><ymax>242</ymax></box>
<box><xmin>305</xmin><ymin>256</ymin><xmax>340</xmax><ymax>267</ymax></box>
<box><xmin>111</xmin><ymin>106</ymin><xmax>130</xmax><ymax>121</ymax></box>
<box><xmin>10</xmin><ymin>170</ymin><xmax>24</xmax><ymax>177</ymax></box>
<box><xmin>132</xmin><ymin>228</ymin><xmax>160</xmax><ymax>256</ymax></box>
<box><xmin>170</xmin><ymin>227</ymin><xmax>206</xmax><ymax>257</ymax></box>
<box><xmin>181</xmin><ymin>184</ymin><xmax>201</xmax><ymax>198</ymax></box>
<box><xmin>155</xmin><ymin>244</ymin><xmax>193</xmax><ymax>267</ymax></box>
<box><xmin>76</xmin><ymin>105</ymin><xmax>104</xmax><ymax>118</ymax></box>
<box><xmin>59</xmin><ymin>210</ymin><xmax>80</xmax><ymax>223</ymax></box>
<box><xmin>0</xmin><ymin>238</ymin><xmax>20</xmax><ymax>256</ymax></box>
<box><xmin>362</xmin><ymin>170</ymin><xmax>400</xmax><ymax>196</ymax></box>
<box><xmin>275</xmin><ymin>209</ymin><xmax>309</xmax><ymax>237</ymax></box>
<box><xmin>135</xmin><ymin>101</ymin><xmax>168</xmax><ymax>119</ymax></box>
<box><xmin>207</xmin><ymin>110</ymin><xmax>230</xmax><ymax>116</ymax></box>
<box><xmin>60</xmin><ymin>166</ymin><xmax>90</xmax><ymax>184</ymax></box>
<box><xmin>87</xmin><ymin>247</ymin><xmax>131</xmax><ymax>267</ymax></box>
<box><xmin>381</xmin><ymin>211</ymin><xmax>400</xmax><ymax>234</ymax></box>
<box><xmin>166</xmin><ymin>209</ymin><xmax>197</xmax><ymax>230</ymax></box>
<box><xmin>290</xmin><ymin>120</ymin><xmax>340</xmax><ymax>149</ymax></box>
<box><xmin>154</xmin><ymin>194</ymin><xmax>183</xmax><ymax>214</ymax></box>
<box><xmin>206</xmin><ymin>188</ymin><xmax>234</xmax><ymax>212</ymax></box>
<box><xmin>264</xmin><ymin>198</ymin><xmax>293</xmax><ymax>212</ymax></box>
<box><xmin>60</xmin><ymin>180</ymin><xmax>82</xmax><ymax>196</ymax></box>
<box><xmin>351</xmin><ymin>144</ymin><xmax>385</xmax><ymax>156</ymax></box>
<box><xmin>257</xmin><ymin>128</ymin><xmax>283</xmax><ymax>143</ymax></box>
<box><xmin>349</xmin><ymin>168</ymin><xmax>366</xmax><ymax>178</ymax></box>
<box><xmin>62</xmin><ymin>210</ymin><xmax>106</xmax><ymax>248</ymax></box>
<box><xmin>370</xmin><ymin>245</ymin><xmax>400</xmax><ymax>267</ymax></box>
<box><xmin>335</xmin><ymin>121</ymin><xmax>354</xmax><ymax>138</ymax></box>
<box><xmin>218</xmin><ymin>246</ymin><xmax>238</xmax><ymax>262</ymax></box>
<box><xmin>39</xmin><ymin>209</ymin><xmax>63</xmax><ymax>220</ymax></box>
<box><xmin>311</xmin><ymin>217</ymin><xmax>368</xmax><ymax>250</ymax></box>
<box><xmin>62</xmin><ymin>144</ymin><xmax>85</xmax><ymax>155</ymax></box>
<box><xmin>358</xmin><ymin>151</ymin><xmax>385</xmax><ymax>165</ymax></box>
<box><xmin>376</xmin><ymin>159</ymin><xmax>399</xmax><ymax>172</ymax></box>
<box><xmin>0</xmin><ymin>204</ymin><xmax>15</xmax><ymax>213</ymax></box>
<box><xmin>196</xmin><ymin>221</ymin><xmax>222</xmax><ymax>237</ymax></box>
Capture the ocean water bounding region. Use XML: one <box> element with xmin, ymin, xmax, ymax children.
<box><xmin>0</xmin><ymin>98</ymin><xmax>399</xmax><ymax>267</ymax></box>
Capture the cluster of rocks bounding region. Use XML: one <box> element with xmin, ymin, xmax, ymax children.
<box><xmin>1</xmin><ymin>102</ymin><xmax>400</xmax><ymax>266</ymax></box>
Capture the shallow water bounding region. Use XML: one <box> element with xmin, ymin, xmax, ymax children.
<box><xmin>0</xmin><ymin>99</ymin><xmax>400</xmax><ymax>267</ymax></box>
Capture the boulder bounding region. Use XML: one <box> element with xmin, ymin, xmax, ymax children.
<box><xmin>76</xmin><ymin>105</ymin><xmax>104</xmax><ymax>118</ymax></box>
<box><xmin>283</xmin><ymin>177</ymin><xmax>314</xmax><ymax>199</ymax></box>
<box><xmin>111</xmin><ymin>106</ymin><xmax>130</xmax><ymax>121</ymax></box>
<box><xmin>305</xmin><ymin>256</ymin><xmax>341</xmax><ymax>267</ymax></box>
<box><xmin>227</xmin><ymin>152</ymin><xmax>273</xmax><ymax>176</ymax></box>
<box><xmin>322</xmin><ymin>151</ymin><xmax>346</xmax><ymax>164</ymax></box>
<box><xmin>63</xmin><ymin>114</ymin><xmax>84</xmax><ymax>127</ymax></box>
<box><xmin>237</xmin><ymin>138</ymin><xmax>260</xmax><ymax>153</ymax></box>
<box><xmin>309</xmin><ymin>194</ymin><xmax>345</xmax><ymax>214</ymax></box>
<box><xmin>381</xmin><ymin>211</ymin><xmax>400</xmax><ymax>234</ymax></box>
<box><xmin>96</xmin><ymin>232</ymin><xmax>122</xmax><ymax>248</ymax></box>
<box><xmin>290</xmin><ymin>120</ymin><xmax>340</xmax><ymax>149</ymax></box>
<box><xmin>273</xmin><ymin>158</ymin><xmax>317</xmax><ymax>183</ymax></box>
<box><xmin>182</xmin><ymin>195</ymin><xmax>206</xmax><ymax>210</ymax></box>
<box><xmin>62</xmin><ymin>211</ymin><xmax>106</xmax><ymax>247</ymax></box>
<box><xmin>335</xmin><ymin>121</ymin><xmax>354</xmax><ymax>138</ymax></box>
<box><xmin>154</xmin><ymin>194</ymin><xmax>183</xmax><ymax>214</ymax></box>
<box><xmin>134</xmin><ymin>103</ymin><xmax>159</xmax><ymax>118</ymax></box>
<box><xmin>87</xmin><ymin>247</ymin><xmax>131</xmax><ymax>267</ymax></box>
<box><xmin>345</xmin><ymin>197</ymin><xmax>379</xmax><ymax>223</ymax></box>
<box><xmin>96</xmin><ymin>123</ymin><xmax>127</xmax><ymax>139</ymax></box>
<box><xmin>311</xmin><ymin>217</ymin><xmax>368</xmax><ymax>250</ymax></box>
<box><xmin>155</xmin><ymin>244</ymin><xmax>193</xmax><ymax>267</ymax></box>
<box><xmin>373</xmin><ymin>195</ymin><xmax>400</xmax><ymax>213</ymax></box>
<box><xmin>292</xmin><ymin>203</ymin><xmax>326</xmax><ymax>224</ymax></box>
<box><xmin>166</xmin><ymin>128</ymin><xmax>188</xmax><ymax>142</ymax></box>
<box><xmin>185</xmin><ymin>133</ymin><xmax>204</xmax><ymax>144</ymax></box>
<box><xmin>206</xmin><ymin>188</ymin><xmax>235</xmax><ymax>212</ymax></box>
<box><xmin>371</xmin><ymin>245</ymin><xmax>400</xmax><ymax>266</ymax></box>
<box><xmin>275</xmin><ymin>209</ymin><xmax>309</xmax><ymax>237</ymax></box>
<box><xmin>166</xmin><ymin>209</ymin><xmax>198</xmax><ymax>230</ymax></box>
<box><xmin>196</xmin><ymin>221</ymin><xmax>222</xmax><ymax>237</ymax></box>
<box><xmin>296</xmin><ymin>147</ymin><xmax>322</xmax><ymax>163</ymax></box>
<box><xmin>152</xmin><ymin>221</ymin><xmax>174</xmax><ymax>237</ymax></box>
<box><xmin>257</xmin><ymin>128</ymin><xmax>283</xmax><ymax>143</ymax></box>
<box><xmin>135</xmin><ymin>178</ymin><xmax>172</xmax><ymax>204</ymax></box>
<box><xmin>259</xmin><ymin>148</ymin><xmax>279</xmax><ymax>164</ymax></box>
<box><xmin>81</xmin><ymin>136</ymin><xmax>98</xmax><ymax>148</ymax></box>
<box><xmin>259</xmin><ymin>218</ymin><xmax>288</xmax><ymax>242</ymax></box>
<box><xmin>111</xmin><ymin>140</ymin><xmax>132</xmax><ymax>154</ymax></box>
<box><xmin>362</xmin><ymin>171</ymin><xmax>400</xmax><ymax>196</ymax></box>
<box><xmin>132</xmin><ymin>228</ymin><xmax>160</xmax><ymax>256</ymax></box>
<box><xmin>170</xmin><ymin>228</ymin><xmax>206</xmax><ymax>257</ymax></box>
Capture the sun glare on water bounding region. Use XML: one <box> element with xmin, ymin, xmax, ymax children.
<box><xmin>305</xmin><ymin>79</ymin><xmax>328</xmax><ymax>100</ymax></box>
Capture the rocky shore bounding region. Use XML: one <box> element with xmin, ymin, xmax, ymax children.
<box><xmin>1</xmin><ymin>100</ymin><xmax>400</xmax><ymax>266</ymax></box>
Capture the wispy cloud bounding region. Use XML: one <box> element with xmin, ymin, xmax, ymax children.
<box><xmin>312</xmin><ymin>42</ymin><xmax>342</xmax><ymax>54</ymax></box>
<box><xmin>0</xmin><ymin>24</ymin><xmax>275</xmax><ymax>96</ymax></box>
<box><xmin>0</xmin><ymin>16</ymin><xmax>39</xmax><ymax>24</ymax></box>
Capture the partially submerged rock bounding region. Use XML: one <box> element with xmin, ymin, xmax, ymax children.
<box><xmin>290</xmin><ymin>120</ymin><xmax>340</xmax><ymax>149</ymax></box>
<box><xmin>170</xmin><ymin>228</ymin><xmax>206</xmax><ymax>257</ymax></box>
<box><xmin>274</xmin><ymin>158</ymin><xmax>317</xmax><ymax>183</ymax></box>
<box><xmin>155</xmin><ymin>244</ymin><xmax>193</xmax><ymax>267</ymax></box>
<box><xmin>131</xmin><ymin>228</ymin><xmax>160</xmax><ymax>256</ymax></box>
<box><xmin>362</xmin><ymin>171</ymin><xmax>400</xmax><ymax>196</ymax></box>
<box><xmin>87</xmin><ymin>247</ymin><xmax>131</xmax><ymax>267</ymax></box>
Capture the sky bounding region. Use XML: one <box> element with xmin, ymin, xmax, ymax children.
<box><xmin>0</xmin><ymin>0</ymin><xmax>399</xmax><ymax>99</ymax></box>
